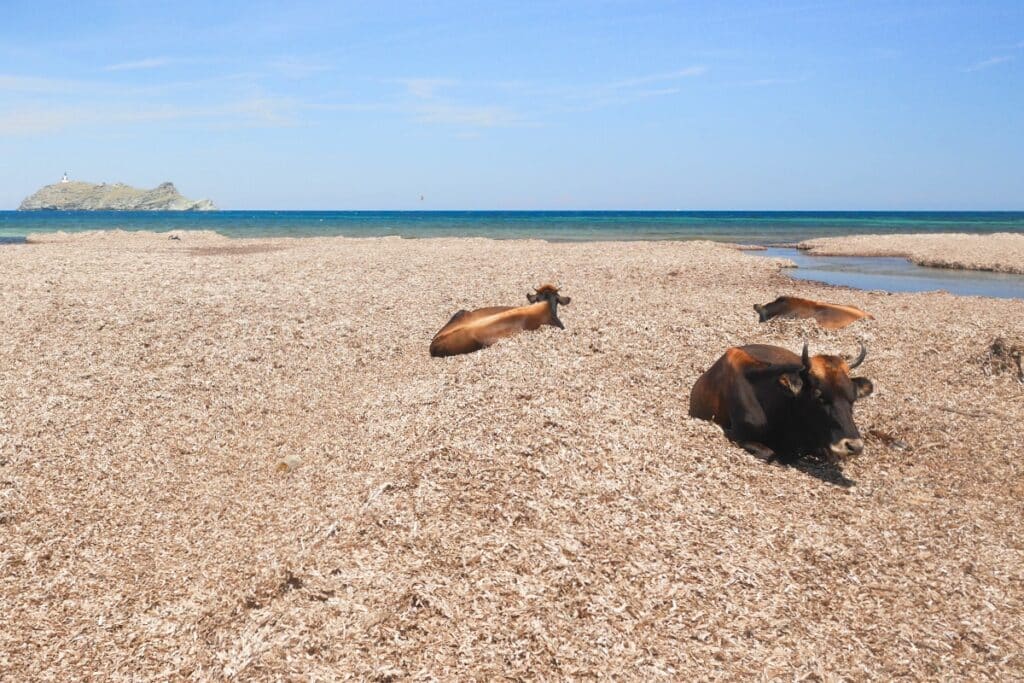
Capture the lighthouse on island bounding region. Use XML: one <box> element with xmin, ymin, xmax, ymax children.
<box><xmin>61</xmin><ymin>172</ymin><xmax>69</xmax><ymax>184</ymax></box>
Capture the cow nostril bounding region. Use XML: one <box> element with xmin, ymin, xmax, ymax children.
<box><xmin>845</xmin><ymin>439</ymin><xmax>864</xmax><ymax>455</ymax></box>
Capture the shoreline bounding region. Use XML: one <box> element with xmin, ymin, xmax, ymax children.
<box><xmin>11</xmin><ymin>229</ymin><xmax>1024</xmax><ymax>287</ymax></box>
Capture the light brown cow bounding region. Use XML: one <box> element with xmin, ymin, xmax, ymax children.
<box><xmin>429</xmin><ymin>284</ymin><xmax>571</xmax><ymax>357</ymax></box>
<box><xmin>754</xmin><ymin>296</ymin><xmax>874</xmax><ymax>330</ymax></box>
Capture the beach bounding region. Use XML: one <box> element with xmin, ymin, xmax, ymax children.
<box><xmin>2</xmin><ymin>232</ymin><xmax>1023</xmax><ymax>678</ymax></box>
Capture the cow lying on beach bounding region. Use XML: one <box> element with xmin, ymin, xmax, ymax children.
<box><xmin>754</xmin><ymin>296</ymin><xmax>874</xmax><ymax>330</ymax></box>
<box><xmin>689</xmin><ymin>342</ymin><xmax>874</xmax><ymax>462</ymax></box>
<box><xmin>429</xmin><ymin>285</ymin><xmax>571</xmax><ymax>357</ymax></box>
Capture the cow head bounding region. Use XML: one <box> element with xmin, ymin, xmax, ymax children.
<box><xmin>799</xmin><ymin>343</ymin><xmax>874</xmax><ymax>461</ymax></box>
<box><xmin>753</xmin><ymin>301</ymin><xmax>777</xmax><ymax>322</ymax></box>
<box><xmin>527</xmin><ymin>284</ymin><xmax>571</xmax><ymax>328</ymax></box>
<box><xmin>753</xmin><ymin>296</ymin><xmax>789</xmax><ymax>323</ymax></box>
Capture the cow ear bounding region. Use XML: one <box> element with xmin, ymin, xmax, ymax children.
<box><xmin>527</xmin><ymin>293</ymin><xmax>538</xmax><ymax>303</ymax></box>
<box><xmin>778</xmin><ymin>373</ymin><xmax>802</xmax><ymax>396</ymax></box>
<box><xmin>558</xmin><ymin>295</ymin><xmax>571</xmax><ymax>305</ymax></box>
<box><xmin>853</xmin><ymin>377</ymin><xmax>874</xmax><ymax>399</ymax></box>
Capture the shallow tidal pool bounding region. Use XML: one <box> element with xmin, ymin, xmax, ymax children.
<box><xmin>761</xmin><ymin>247</ymin><xmax>1024</xmax><ymax>299</ymax></box>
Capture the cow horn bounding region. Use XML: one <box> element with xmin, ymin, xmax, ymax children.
<box><xmin>848</xmin><ymin>343</ymin><xmax>867</xmax><ymax>369</ymax></box>
<box><xmin>801</xmin><ymin>342</ymin><xmax>810</xmax><ymax>368</ymax></box>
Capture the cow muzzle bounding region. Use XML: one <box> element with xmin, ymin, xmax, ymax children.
<box><xmin>828</xmin><ymin>438</ymin><xmax>864</xmax><ymax>459</ymax></box>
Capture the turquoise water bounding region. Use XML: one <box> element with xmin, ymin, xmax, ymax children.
<box><xmin>3</xmin><ymin>210</ymin><xmax>1021</xmax><ymax>298</ymax></box>
<box><xmin>762</xmin><ymin>248</ymin><xmax>1024</xmax><ymax>300</ymax></box>
<box><xmin>1</xmin><ymin>210</ymin><xmax>1023</xmax><ymax>245</ymax></box>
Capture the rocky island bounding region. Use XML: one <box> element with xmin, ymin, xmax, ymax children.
<box><xmin>18</xmin><ymin>179</ymin><xmax>216</xmax><ymax>211</ymax></box>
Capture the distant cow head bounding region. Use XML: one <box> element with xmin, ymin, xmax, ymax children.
<box><xmin>753</xmin><ymin>296</ymin><xmax>796</xmax><ymax>323</ymax></box>
<box><xmin>527</xmin><ymin>284</ymin><xmax>571</xmax><ymax>306</ymax></box>
<box><xmin>753</xmin><ymin>300</ymin><xmax>776</xmax><ymax>322</ymax></box>
<box><xmin>799</xmin><ymin>343</ymin><xmax>874</xmax><ymax>461</ymax></box>
<box><xmin>527</xmin><ymin>284</ymin><xmax>571</xmax><ymax>329</ymax></box>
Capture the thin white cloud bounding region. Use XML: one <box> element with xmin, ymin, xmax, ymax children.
<box><xmin>104</xmin><ymin>57</ymin><xmax>173</xmax><ymax>72</ymax></box>
<box><xmin>382</xmin><ymin>66</ymin><xmax>707</xmax><ymax>128</ymax></box>
<box><xmin>386</xmin><ymin>78</ymin><xmax>525</xmax><ymax>129</ymax></box>
<box><xmin>735</xmin><ymin>77</ymin><xmax>807</xmax><ymax>86</ymax></box>
<box><xmin>0</xmin><ymin>70</ymin><xmax>251</xmax><ymax>97</ymax></box>
<box><xmin>0</xmin><ymin>108</ymin><xmax>81</xmax><ymax>135</ymax></box>
<box><xmin>637</xmin><ymin>87</ymin><xmax>681</xmax><ymax>97</ymax></box>
<box><xmin>392</xmin><ymin>67</ymin><xmax>707</xmax><ymax>102</ymax></box>
<box><xmin>869</xmin><ymin>48</ymin><xmax>902</xmax><ymax>60</ymax></box>
<box><xmin>413</xmin><ymin>102</ymin><xmax>523</xmax><ymax>127</ymax></box>
<box><xmin>0</xmin><ymin>74</ymin><xmax>103</xmax><ymax>94</ymax></box>
<box><xmin>0</xmin><ymin>97</ymin><xmax>301</xmax><ymax>136</ymax></box>
<box><xmin>607</xmin><ymin>66</ymin><xmax>707</xmax><ymax>89</ymax></box>
<box><xmin>394</xmin><ymin>78</ymin><xmax>459</xmax><ymax>99</ymax></box>
<box><xmin>267</xmin><ymin>57</ymin><xmax>332</xmax><ymax>79</ymax></box>
<box><xmin>542</xmin><ymin>70</ymin><xmax>706</xmax><ymax>112</ymax></box>
<box><xmin>225</xmin><ymin>97</ymin><xmax>301</xmax><ymax>126</ymax></box>
<box><xmin>311</xmin><ymin>101</ymin><xmax>397</xmax><ymax>114</ymax></box>
<box><xmin>128</xmin><ymin>71</ymin><xmax>262</xmax><ymax>96</ymax></box>
<box><xmin>961</xmin><ymin>55</ymin><xmax>1013</xmax><ymax>72</ymax></box>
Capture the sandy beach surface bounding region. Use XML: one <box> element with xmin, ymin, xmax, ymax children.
<box><xmin>2</xmin><ymin>231</ymin><xmax>1023</xmax><ymax>679</ymax></box>
<box><xmin>798</xmin><ymin>232</ymin><xmax>1024</xmax><ymax>274</ymax></box>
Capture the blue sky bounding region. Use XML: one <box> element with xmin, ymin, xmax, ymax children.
<box><xmin>1</xmin><ymin>1</ymin><xmax>1021</xmax><ymax>209</ymax></box>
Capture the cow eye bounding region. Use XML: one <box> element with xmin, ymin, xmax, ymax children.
<box><xmin>813</xmin><ymin>388</ymin><xmax>827</xmax><ymax>403</ymax></box>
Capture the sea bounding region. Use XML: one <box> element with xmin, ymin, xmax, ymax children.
<box><xmin>2</xmin><ymin>210</ymin><xmax>1024</xmax><ymax>244</ymax></box>
<box><xmin>2</xmin><ymin>210</ymin><xmax>1022</xmax><ymax>297</ymax></box>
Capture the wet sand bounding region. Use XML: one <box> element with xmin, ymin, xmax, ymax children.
<box><xmin>798</xmin><ymin>232</ymin><xmax>1024</xmax><ymax>274</ymax></box>
<box><xmin>1</xmin><ymin>232</ymin><xmax>1023</xmax><ymax>679</ymax></box>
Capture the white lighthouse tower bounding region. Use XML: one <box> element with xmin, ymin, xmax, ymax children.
<box><xmin>61</xmin><ymin>171</ymin><xmax>69</xmax><ymax>184</ymax></box>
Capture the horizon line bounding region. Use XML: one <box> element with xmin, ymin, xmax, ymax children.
<box><xmin>5</xmin><ymin>207</ymin><xmax>1024</xmax><ymax>213</ymax></box>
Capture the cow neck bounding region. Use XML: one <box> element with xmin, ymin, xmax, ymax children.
<box><xmin>524</xmin><ymin>297</ymin><xmax>556</xmax><ymax>314</ymax></box>
<box><xmin>545</xmin><ymin>297</ymin><xmax>563</xmax><ymax>325</ymax></box>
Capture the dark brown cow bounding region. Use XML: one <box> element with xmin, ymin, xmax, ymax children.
<box><xmin>754</xmin><ymin>296</ymin><xmax>874</xmax><ymax>330</ymax></box>
<box><xmin>429</xmin><ymin>284</ymin><xmax>571</xmax><ymax>357</ymax></box>
<box><xmin>689</xmin><ymin>343</ymin><xmax>874</xmax><ymax>462</ymax></box>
